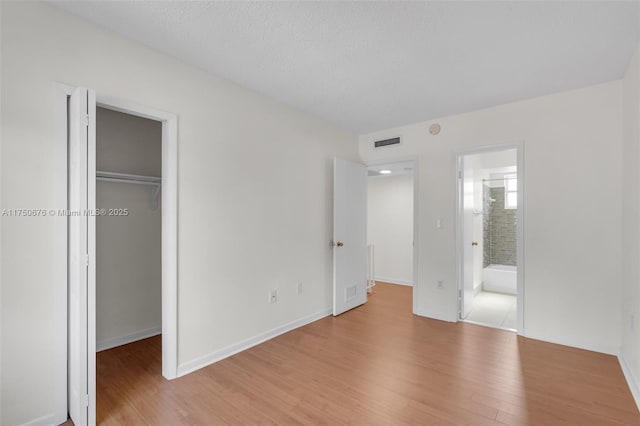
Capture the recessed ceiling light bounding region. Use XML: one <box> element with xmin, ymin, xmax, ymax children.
<box><xmin>380</xmin><ymin>170</ymin><xmax>392</xmax><ymax>174</ymax></box>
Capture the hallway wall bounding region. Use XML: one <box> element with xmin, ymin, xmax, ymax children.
<box><xmin>367</xmin><ymin>174</ymin><xmax>414</xmax><ymax>285</ymax></box>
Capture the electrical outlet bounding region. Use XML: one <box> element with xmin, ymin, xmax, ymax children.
<box><xmin>437</xmin><ymin>280</ymin><xmax>444</xmax><ymax>289</ymax></box>
<box><xmin>297</xmin><ymin>282</ymin><xmax>303</xmax><ymax>294</ymax></box>
<box><xmin>269</xmin><ymin>289</ymin><xmax>278</xmax><ymax>304</ymax></box>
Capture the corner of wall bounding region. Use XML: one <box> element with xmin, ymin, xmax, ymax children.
<box><xmin>620</xmin><ymin>41</ymin><xmax>640</xmax><ymax>413</ymax></box>
<box><xmin>619</xmin><ymin>354</ymin><xmax>640</xmax><ymax>411</ymax></box>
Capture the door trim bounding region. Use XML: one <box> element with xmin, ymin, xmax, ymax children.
<box><xmin>96</xmin><ymin>95</ymin><xmax>178</xmax><ymax>380</ymax></box>
<box><xmin>55</xmin><ymin>83</ymin><xmax>178</xmax><ymax>423</ymax></box>
<box><xmin>54</xmin><ymin>82</ymin><xmax>74</xmax><ymax>424</ymax></box>
<box><xmin>454</xmin><ymin>142</ymin><xmax>524</xmax><ymax>335</ymax></box>
<box><xmin>364</xmin><ymin>156</ymin><xmax>419</xmax><ymax>315</ymax></box>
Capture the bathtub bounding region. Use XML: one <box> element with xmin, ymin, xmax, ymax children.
<box><xmin>483</xmin><ymin>264</ymin><xmax>517</xmax><ymax>295</ymax></box>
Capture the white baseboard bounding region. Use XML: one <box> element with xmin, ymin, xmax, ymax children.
<box><xmin>177</xmin><ymin>308</ymin><xmax>332</xmax><ymax>377</ymax></box>
<box><xmin>414</xmin><ymin>307</ymin><xmax>457</xmax><ymax>323</ymax></box>
<box><xmin>619</xmin><ymin>354</ymin><xmax>640</xmax><ymax>411</ymax></box>
<box><xmin>97</xmin><ymin>326</ymin><xmax>161</xmax><ymax>352</ymax></box>
<box><xmin>473</xmin><ymin>282</ymin><xmax>483</xmax><ymax>296</ymax></box>
<box><xmin>375</xmin><ymin>276</ymin><xmax>413</xmax><ymax>286</ymax></box>
<box><xmin>521</xmin><ymin>328</ymin><xmax>619</xmax><ymax>355</ymax></box>
<box><xmin>21</xmin><ymin>412</ymin><xmax>65</xmax><ymax>426</ymax></box>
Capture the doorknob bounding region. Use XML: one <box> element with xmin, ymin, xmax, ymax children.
<box><xmin>336</xmin><ymin>241</ymin><xmax>344</xmax><ymax>247</ymax></box>
<box><xmin>471</xmin><ymin>241</ymin><xmax>478</xmax><ymax>246</ymax></box>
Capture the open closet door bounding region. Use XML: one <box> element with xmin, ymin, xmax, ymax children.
<box><xmin>333</xmin><ymin>158</ymin><xmax>367</xmax><ymax>316</ymax></box>
<box><xmin>68</xmin><ymin>87</ymin><xmax>96</xmax><ymax>426</ymax></box>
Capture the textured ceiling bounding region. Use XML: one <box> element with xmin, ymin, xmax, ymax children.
<box><xmin>51</xmin><ymin>1</ymin><xmax>640</xmax><ymax>133</ymax></box>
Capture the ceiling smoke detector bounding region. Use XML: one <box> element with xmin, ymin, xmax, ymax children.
<box><xmin>429</xmin><ymin>123</ymin><xmax>441</xmax><ymax>135</ymax></box>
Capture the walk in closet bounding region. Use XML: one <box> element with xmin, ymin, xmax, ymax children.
<box><xmin>95</xmin><ymin>107</ymin><xmax>162</xmax><ymax>351</ymax></box>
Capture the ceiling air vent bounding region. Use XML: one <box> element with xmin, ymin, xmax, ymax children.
<box><xmin>373</xmin><ymin>137</ymin><xmax>401</xmax><ymax>149</ymax></box>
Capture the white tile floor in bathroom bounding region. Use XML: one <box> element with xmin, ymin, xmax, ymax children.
<box><xmin>464</xmin><ymin>291</ymin><xmax>517</xmax><ymax>330</ymax></box>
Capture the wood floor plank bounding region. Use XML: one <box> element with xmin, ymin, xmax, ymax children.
<box><xmin>85</xmin><ymin>282</ymin><xmax>640</xmax><ymax>425</ymax></box>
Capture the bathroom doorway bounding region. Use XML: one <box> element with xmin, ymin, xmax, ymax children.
<box><xmin>456</xmin><ymin>145</ymin><xmax>523</xmax><ymax>332</ymax></box>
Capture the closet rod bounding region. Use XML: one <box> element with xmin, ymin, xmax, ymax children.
<box><xmin>96</xmin><ymin>171</ymin><xmax>161</xmax><ymax>186</ymax></box>
<box><xmin>96</xmin><ymin>171</ymin><xmax>162</xmax><ymax>210</ymax></box>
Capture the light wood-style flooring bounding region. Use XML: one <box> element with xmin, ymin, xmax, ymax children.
<box><xmin>84</xmin><ymin>282</ymin><xmax>640</xmax><ymax>425</ymax></box>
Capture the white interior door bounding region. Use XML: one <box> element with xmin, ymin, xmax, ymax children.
<box><xmin>333</xmin><ymin>158</ymin><xmax>367</xmax><ymax>316</ymax></box>
<box><xmin>68</xmin><ymin>87</ymin><xmax>96</xmax><ymax>426</ymax></box>
<box><xmin>461</xmin><ymin>158</ymin><xmax>475</xmax><ymax>318</ymax></box>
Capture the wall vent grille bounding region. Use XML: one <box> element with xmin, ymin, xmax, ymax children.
<box><xmin>373</xmin><ymin>137</ymin><xmax>401</xmax><ymax>148</ymax></box>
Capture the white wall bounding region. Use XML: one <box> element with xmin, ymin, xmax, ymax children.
<box><xmin>479</xmin><ymin>149</ymin><xmax>517</xmax><ymax>171</ymax></box>
<box><xmin>96</xmin><ymin>108</ymin><xmax>162</xmax><ymax>349</ymax></box>
<box><xmin>367</xmin><ymin>174</ymin><xmax>413</xmax><ymax>285</ymax></box>
<box><xmin>621</xmin><ymin>43</ymin><xmax>640</xmax><ymax>402</ymax></box>
<box><xmin>360</xmin><ymin>80</ymin><xmax>623</xmax><ymax>354</ymax></box>
<box><xmin>0</xmin><ymin>3</ymin><xmax>357</xmax><ymax>424</ymax></box>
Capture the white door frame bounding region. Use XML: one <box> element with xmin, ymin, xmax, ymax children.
<box><xmin>454</xmin><ymin>143</ymin><xmax>524</xmax><ymax>335</ymax></box>
<box><xmin>55</xmin><ymin>82</ymin><xmax>178</xmax><ymax>422</ymax></box>
<box><xmin>67</xmin><ymin>86</ymin><xmax>95</xmax><ymax>426</ymax></box>
<box><xmin>96</xmin><ymin>94</ymin><xmax>178</xmax><ymax>379</ymax></box>
<box><xmin>364</xmin><ymin>157</ymin><xmax>419</xmax><ymax>315</ymax></box>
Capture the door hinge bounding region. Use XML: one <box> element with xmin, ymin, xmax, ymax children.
<box><xmin>458</xmin><ymin>170</ymin><xmax>462</xmax><ymax>179</ymax></box>
<box><xmin>82</xmin><ymin>394</ymin><xmax>89</xmax><ymax>407</ymax></box>
<box><xmin>85</xmin><ymin>253</ymin><xmax>90</xmax><ymax>267</ymax></box>
<box><xmin>458</xmin><ymin>289</ymin><xmax>462</xmax><ymax>299</ymax></box>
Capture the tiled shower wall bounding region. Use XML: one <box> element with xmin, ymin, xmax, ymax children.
<box><xmin>483</xmin><ymin>185</ymin><xmax>517</xmax><ymax>266</ymax></box>
<box><xmin>483</xmin><ymin>185</ymin><xmax>491</xmax><ymax>267</ymax></box>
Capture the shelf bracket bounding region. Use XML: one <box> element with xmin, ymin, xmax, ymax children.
<box><xmin>151</xmin><ymin>184</ymin><xmax>161</xmax><ymax>210</ymax></box>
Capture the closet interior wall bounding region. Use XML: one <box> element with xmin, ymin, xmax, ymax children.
<box><xmin>96</xmin><ymin>107</ymin><xmax>162</xmax><ymax>351</ymax></box>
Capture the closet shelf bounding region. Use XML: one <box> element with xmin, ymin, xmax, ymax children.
<box><xmin>96</xmin><ymin>171</ymin><xmax>162</xmax><ymax>209</ymax></box>
<box><xmin>96</xmin><ymin>171</ymin><xmax>161</xmax><ymax>185</ymax></box>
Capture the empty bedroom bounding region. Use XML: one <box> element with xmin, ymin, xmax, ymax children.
<box><xmin>2</xmin><ymin>1</ymin><xmax>640</xmax><ymax>425</ymax></box>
